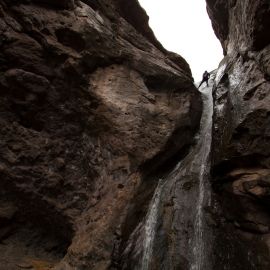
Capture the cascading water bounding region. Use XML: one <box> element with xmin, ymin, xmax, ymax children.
<box><xmin>140</xmin><ymin>76</ymin><xmax>214</xmax><ymax>270</ymax></box>
<box><xmin>191</xmin><ymin>82</ymin><xmax>213</xmax><ymax>270</ymax></box>
<box><xmin>141</xmin><ymin>179</ymin><xmax>165</xmax><ymax>270</ymax></box>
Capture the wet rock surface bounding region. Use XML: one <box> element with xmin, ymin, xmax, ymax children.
<box><xmin>207</xmin><ymin>0</ymin><xmax>270</xmax><ymax>268</ymax></box>
<box><xmin>119</xmin><ymin>75</ymin><xmax>215</xmax><ymax>270</ymax></box>
<box><xmin>0</xmin><ymin>0</ymin><xmax>201</xmax><ymax>269</ymax></box>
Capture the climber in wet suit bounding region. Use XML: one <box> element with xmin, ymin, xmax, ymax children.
<box><xmin>198</xmin><ymin>70</ymin><xmax>210</xmax><ymax>88</ymax></box>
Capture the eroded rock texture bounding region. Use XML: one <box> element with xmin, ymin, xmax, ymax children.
<box><xmin>207</xmin><ymin>0</ymin><xmax>270</xmax><ymax>268</ymax></box>
<box><xmin>0</xmin><ymin>0</ymin><xmax>201</xmax><ymax>269</ymax></box>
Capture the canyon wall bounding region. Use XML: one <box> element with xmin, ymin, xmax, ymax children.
<box><xmin>2</xmin><ymin>0</ymin><xmax>269</xmax><ymax>269</ymax></box>
<box><xmin>207</xmin><ymin>0</ymin><xmax>270</xmax><ymax>268</ymax></box>
<box><xmin>0</xmin><ymin>0</ymin><xmax>201</xmax><ymax>269</ymax></box>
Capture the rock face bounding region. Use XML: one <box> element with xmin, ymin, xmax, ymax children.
<box><xmin>0</xmin><ymin>0</ymin><xmax>201</xmax><ymax>269</ymax></box>
<box><xmin>207</xmin><ymin>0</ymin><xmax>270</xmax><ymax>268</ymax></box>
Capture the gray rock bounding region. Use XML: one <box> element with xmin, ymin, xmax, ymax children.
<box><xmin>207</xmin><ymin>0</ymin><xmax>270</xmax><ymax>269</ymax></box>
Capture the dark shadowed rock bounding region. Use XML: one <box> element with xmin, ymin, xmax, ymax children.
<box><xmin>207</xmin><ymin>0</ymin><xmax>270</xmax><ymax>268</ymax></box>
<box><xmin>0</xmin><ymin>0</ymin><xmax>201</xmax><ymax>269</ymax></box>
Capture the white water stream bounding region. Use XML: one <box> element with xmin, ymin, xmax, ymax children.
<box><xmin>191</xmin><ymin>83</ymin><xmax>213</xmax><ymax>270</ymax></box>
<box><xmin>141</xmin><ymin>79</ymin><xmax>214</xmax><ymax>270</ymax></box>
<box><xmin>141</xmin><ymin>179</ymin><xmax>165</xmax><ymax>270</ymax></box>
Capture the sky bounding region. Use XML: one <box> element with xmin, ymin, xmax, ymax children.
<box><xmin>138</xmin><ymin>0</ymin><xmax>223</xmax><ymax>81</ymax></box>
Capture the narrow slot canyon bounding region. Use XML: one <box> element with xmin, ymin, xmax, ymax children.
<box><xmin>0</xmin><ymin>0</ymin><xmax>269</xmax><ymax>270</ymax></box>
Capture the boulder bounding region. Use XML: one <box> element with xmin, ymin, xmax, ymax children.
<box><xmin>0</xmin><ymin>0</ymin><xmax>201</xmax><ymax>268</ymax></box>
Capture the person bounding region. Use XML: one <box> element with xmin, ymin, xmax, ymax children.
<box><xmin>198</xmin><ymin>70</ymin><xmax>210</xmax><ymax>88</ymax></box>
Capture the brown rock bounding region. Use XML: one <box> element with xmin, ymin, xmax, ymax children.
<box><xmin>16</xmin><ymin>262</ymin><xmax>33</xmax><ymax>269</ymax></box>
<box><xmin>0</xmin><ymin>0</ymin><xmax>201</xmax><ymax>269</ymax></box>
<box><xmin>0</xmin><ymin>203</ymin><xmax>17</xmax><ymax>222</ymax></box>
<box><xmin>5</xmin><ymin>69</ymin><xmax>51</xmax><ymax>94</ymax></box>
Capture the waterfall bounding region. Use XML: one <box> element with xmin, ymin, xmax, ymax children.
<box><xmin>141</xmin><ymin>179</ymin><xmax>165</xmax><ymax>270</ymax></box>
<box><xmin>140</xmin><ymin>78</ymin><xmax>214</xmax><ymax>270</ymax></box>
<box><xmin>191</xmin><ymin>83</ymin><xmax>213</xmax><ymax>270</ymax></box>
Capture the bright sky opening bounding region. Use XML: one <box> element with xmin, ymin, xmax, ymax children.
<box><xmin>138</xmin><ymin>0</ymin><xmax>223</xmax><ymax>81</ymax></box>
